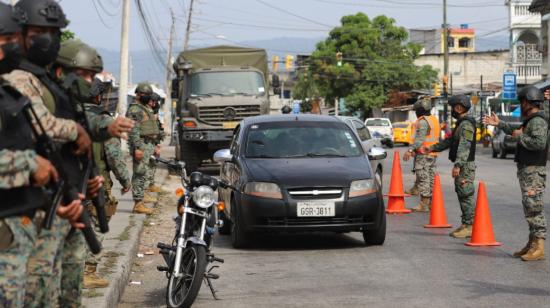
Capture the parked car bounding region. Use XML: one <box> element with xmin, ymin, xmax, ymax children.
<box><xmin>365</xmin><ymin>118</ymin><xmax>393</xmax><ymax>148</ymax></box>
<box><xmin>392</xmin><ymin>121</ymin><xmax>414</xmax><ymax>146</ymax></box>
<box><xmin>491</xmin><ymin>122</ymin><xmax>521</xmax><ymax>159</ymax></box>
<box><xmin>214</xmin><ymin>115</ymin><xmax>387</xmax><ymax>248</ymax></box>
<box><xmin>338</xmin><ymin>116</ymin><xmax>385</xmax><ymax>188</ymax></box>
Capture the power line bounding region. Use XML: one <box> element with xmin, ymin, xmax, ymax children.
<box><xmin>91</xmin><ymin>0</ymin><xmax>114</xmax><ymax>29</ymax></box>
<box><xmin>255</xmin><ymin>0</ymin><xmax>332</xmax><ymax>28</ymax></box>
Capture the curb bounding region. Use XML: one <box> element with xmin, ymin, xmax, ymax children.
<box><xmin>82</xmin><ymin>167</ymin><xmax>169</xmax><ymax>308</ymax></box>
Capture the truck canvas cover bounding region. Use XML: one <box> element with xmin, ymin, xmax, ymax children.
<box><xmin>174</xmin><ymin>45</ymin><xmax>269</xmax><ymax>84</ymax></box>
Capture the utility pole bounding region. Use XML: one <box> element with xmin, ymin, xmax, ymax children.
<box><xmin>165</xmin><ymin>9</ymin><xmax>175</xmax><ymax>136</ymax></box>
<box><xmin>11</xmin><ymin>0</ymin><xmax>17</xmax><ymax>5</ymax></box>
<box><xmin>335</xmin><ymin>98</ymin><xmax>339</xmax><ymax>117</ymax></box>
<box><xmin>183</xmin><ymin>0</ymin><xmax>195</xmax><ymax>51</ymax></box>
<box><xmin>117</xmin><ymin>0</ymin><xmax>130</xmax><ymax>116</ymax></box>
<box><xmin>443</xmin><ymin>0</ymin><xmax>449</xmax><ymax>123</ymax></box>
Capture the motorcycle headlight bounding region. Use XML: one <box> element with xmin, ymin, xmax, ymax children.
<box><xmin>192</xmin><ymin>185</ymin><xmax>216</xmax><ymax>208</ymax></box>
<box><xmin>349</xmin><ymin>179</ymin><xmax>376</xmax><ymax>198</ymax></box>
<box><xmin>244</xmin><ymin>182</ymin><xmax>282</xmax><ymax>199</ymax></box>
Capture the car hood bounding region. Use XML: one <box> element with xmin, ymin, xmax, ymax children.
<box><xmin>243</xmin><ymin>156</ymin><xmax>372</xmax><ymax>188</ymax></box>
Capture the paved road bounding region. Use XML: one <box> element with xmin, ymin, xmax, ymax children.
<box><xmin>119</xmin><ymin>145</ymin><xmax>550</xmax><ymax>307</ymax></box>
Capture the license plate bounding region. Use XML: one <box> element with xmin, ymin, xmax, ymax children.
<box><xmin>297</xmin><ymin>201</ymin><xmax>335</xmax><ymax>217</ymax></box>
<box><xmin>222</xmin><ymin>122</ymin><xmax>238</xmax><ymax>129</ymax></box>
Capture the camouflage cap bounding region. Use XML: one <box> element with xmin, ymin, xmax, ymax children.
<box><xmin>15</xmin><ymin>0</ymin><xmax>68</xmax><ymax>29</ymax></box>
<box><xmin>413</xmin><ymin>96</ymin><xmax>432</xmax><ymax>111</ymax></box>
<box><xmin>56</xmin><ymin>39</ymin><xmax>103</xmax><ymax>73</ymax></box>
<box><xmin>135</xmin><ymin>82</ymin><xmax>153</xmax><ymax>95</ymax></box>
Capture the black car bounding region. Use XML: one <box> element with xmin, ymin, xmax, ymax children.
<box><xmin>491</xmin><ymin>122</ymin><xmax>521</xmax><ymax>159</ymax></box>
<box><xmin>213</xmin><ymin>115</ymin><xmax>387</xmax><ymax>248</ymax></box>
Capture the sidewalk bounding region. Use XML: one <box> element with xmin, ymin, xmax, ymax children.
<box><xmin>82</xmin><ymin>161</ymin><xmax>170</xmax><ymax>308</ymax></box>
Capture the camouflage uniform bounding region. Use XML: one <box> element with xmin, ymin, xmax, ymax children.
<box><xmin>127</xmin><ymin>101</ymin><xmax>160</xmax><ymax>202</ymax></box>
<box><xmin>499</xmin><ymin>116</ymin><xmax>548</xmax><ymax>239</ymax></box>
<box><xmin>431</xmin><ymin>118</ymin><xmax>476</xmax><ymax>225</ymax></box>
<box><xmin>410</xmin><ymin>118</ymin><xmax>436</xmax><ymax>199</ymax></box>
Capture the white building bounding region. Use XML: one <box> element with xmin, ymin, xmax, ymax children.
<box><xmin>507</xmin><ymin>0</ymin><xmax>543</xmax><ymax>84</ymax></box>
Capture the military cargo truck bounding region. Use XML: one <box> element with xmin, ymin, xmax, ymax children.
<box><xmin>172</xmin><ymin>45</ymin><xmax>274</xmax><ymax>171</ymax></box>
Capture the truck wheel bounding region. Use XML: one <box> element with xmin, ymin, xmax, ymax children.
<box><xmin>180</xmin><ymin>140</ymin><xmax>202</xmax><ymax>172</ymax></box>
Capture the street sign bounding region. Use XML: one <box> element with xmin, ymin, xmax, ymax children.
<box><xmin>477</xmin><ymin>90</ymin><xmax>495</xmax><ymax>97</ymax></box>
<box><xmin>502</xmin><ymin>72</ymin><xmax>517</xmax><ymax>100</ymax></box>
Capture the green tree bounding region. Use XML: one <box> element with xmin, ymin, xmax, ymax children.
<box><xmin>61</xmin><ymin>30</ymin><xmax>76</xmax><ymax>42</ymax></box>
<box><xmin>297</xmin><ymin>13</ymin><xmax>437</xmax><ymax>114</ymax></box>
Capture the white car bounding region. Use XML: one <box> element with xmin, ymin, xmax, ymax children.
<box><xmin>364</xmin><ymin>118</ymin><xmax>394</xmax><ymax>148</ymax></box>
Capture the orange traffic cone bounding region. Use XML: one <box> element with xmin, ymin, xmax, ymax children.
<box><xmin>385</xmin><ymin>150</ymin><xmax>411</xmax><ymax>214</ymax></box>
<box><xmin>424</xmin><ymin>174</ymin><xmax>452</xmax><ymax>228</ymax></box>
<box><xmin>466</xmin><ymin>181</ymin><xmax>501</xmax><ymax>247</ymax></box>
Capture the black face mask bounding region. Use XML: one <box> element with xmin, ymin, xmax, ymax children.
<box><xmin>26</xmin><ymin>32</ymin><xmax>61</xmax><ymax>67</ymax></box>
<box><xmin>139</xmin><ymin>95</ymin><xmax>152</xmax><ymax>104</ymax></box>
<box><xmin>0</xmin><ymin>42</ymin><xmax>23</xmax><ymax>75</ymax></box>
<box><xmin>451</xmin><ymin>110</ymin><xmax>461</xmax><ymax>119</ymax></box>
<box><xmin>415</xmin><ymin>110</ymin><xmax>425</xmax><ymax>118</ymax></box>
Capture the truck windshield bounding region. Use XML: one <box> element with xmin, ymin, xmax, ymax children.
<box><xmin>190</xmin><ymin>71</ymin><xmax>265</xmax><ymax>96</ymax></box>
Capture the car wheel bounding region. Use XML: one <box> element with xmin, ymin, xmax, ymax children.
<box><xmin>363</xmin><ymin>210</ymin><xmax>386</xmax><ymax>246</ymax></box>
<box><xmin>218</xmin><ymin>210</ymin><xmax>231</xmax><ymax>235</ymax></box>
<box><xmin>230</xmin><ymin>197</ymin><xmax>251</xmax><ymax>248</ymax></box>
<box><xmin>403</xmin><ymin>142</ymin><xmax>409</xmax><ymax>146</ymax></box>
<box><xmin>499</xmin><ymin>146</ymin><xmax>507</xmax><ymax>159</ymax></box>
<box><xmin>387</xmin><ymin>140</ymin><xmax>394</xmax><ymax>148</ymax></box>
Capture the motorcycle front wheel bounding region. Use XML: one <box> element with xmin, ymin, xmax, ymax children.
<box><xmin>166</xmin><ymin>244</ymin><xmax>207</xmax><ymax>308</ymax></box>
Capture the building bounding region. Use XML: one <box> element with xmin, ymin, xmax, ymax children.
<box><xmin>507</xmin><ymin>0</ymin><xmax>543</xmax><ymax>84</ymax></box>
<box><xmin>409</xmin><ymin>25</ymin><xmax>476</xmax><ymax>54</ymax></box>
<box><xmin>528</xmin><ymin>0</ymin><xmax>550</xmax><ymax>80</ymax></box>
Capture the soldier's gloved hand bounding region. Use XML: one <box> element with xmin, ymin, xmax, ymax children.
<box><xmin>452</xmin><ymin>166</ymin><xmax>460</xmax><ymax>178</ymax></box>
<box><xmin>107</xmin><ymin>116</ymin><xmax>135</xmax><ymax>138</ymax></box>
<box><xmin>121</xmin><ymin>185</ymin><xmax>131</xmax><ymax>194</ymax></box>
<box><xmin>87</xmin><ymin>175</ymin><xmax>104</xmax><ymax>198</ymax></box>
<box><xmin>134</xmin><ymin>149</ymin><xmax>144</xmax><ymax>161</ymax></box>
<box><xmin>32</xmin><ymin>155</ymin><xmax>59</xmax><ymax>186</ymax></box>
<box><xmin>57</xmin><ymin>193</ymin><xmax>85</xmax><ymax>229</ymax></box>
<box><xmin>74</xmin><ymin>124</ymin><xmax>92</xmax><ymax>155</ymax></box>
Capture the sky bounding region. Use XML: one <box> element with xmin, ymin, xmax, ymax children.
<box><xmin>49</xmin><ymin>0</ymin><xmax>510</xmax><ymax>52</ymax></box>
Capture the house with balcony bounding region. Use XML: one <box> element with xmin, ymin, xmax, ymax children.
<box><xmin>529</xmin><ymin>0</ymin><xmax>550</xmax><ymax>82</ymax></box>
<box><xmin>410</xmin><ymin>25</ymin><xmax>476</xmax><ymax>54</ymax></box>
<box><xmin>507</xmin><ymin>0</ymin><xmax>543</xmax><ymax>85</ymax></box>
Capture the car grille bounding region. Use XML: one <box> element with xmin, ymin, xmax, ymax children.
<box><xmin>287</xmin><ymin>188</ymin><xmax>343</xmax><ymax>199</ymax></box>
<box><xmin>265</xmin><ymin>216</ymin><xmax>365</xmax><ymax>226</ymax></box>
<box><xmin>198</xmin><ymin>105</ymin><xmax>261</xmax><ymax>125</ymax></box>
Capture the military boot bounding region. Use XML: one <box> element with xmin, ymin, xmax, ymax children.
<box><xmin>411</xmin><ymin>197</ymin><xmax>431</xmax><ymax>212</ymax></box>
<box><xmin>143</xmin><ymin>192</ymin><xmax>158</xmax><ymax>204</ymax></box>
<box><xmin>449</xmin><ymin>224</ymin><xmax>472</xmax><ymax>238</ymax></box>
<box><xmin>83</xmin><ymin>263</ymin><xmax>109</xmax><ymax>289</ymax></box>
<box><xmin>147</xmin><ymin>184</ymin><xmax>162</xmax><ymax>193</ymax></box>
<box><xmin>405</xmin><ymin>183</ymin><xmax>419</xmax><ymax>196</ymax></box>
<box><xmin>133</xmin><ymin>201</ymin><xmax>153</xmax><ymax>214</ymax></box>
<box><xmin>513</xmin><ymin>235</ymin><xmax>533</xmax><ymax>258</ymax></box>
<box><xmin>521</xmin><ymin>238</ymin><xmax>545</xmax><ymax>261</ymax></box>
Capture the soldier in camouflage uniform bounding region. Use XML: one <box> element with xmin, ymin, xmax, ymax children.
<box><xmin>484</xmin><ymin>86</ymin><xmax>548</xmax><ymax>261</ymax></box>
<box><xmin>145</xmin><ymin>93</ymin><xmax>164</xmax><ymax>194</ymax></box>
<box><xmin>421</xmin><ymin>95</ymin><xmax>476</xmax><ymax>238</ymax></box>
<box><xmin>0</xmin><ymin>4</ymin><xmax>82</xmax><ymax>306</ymax></box>
<box><xmin>403</xmin><ymin>97</ymin><xmax>440</xmax><ymax>212</ymax></box>
<box><xmin>127</xmin><ymin>83</ymin><xmax>161</xmax><ymax>214</ymax></box>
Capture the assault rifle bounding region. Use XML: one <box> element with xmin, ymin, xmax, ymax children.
<box><xmin>22</xmin><ymin>99</ymin><xmax>101</xmax><ymax>254</ymax></box>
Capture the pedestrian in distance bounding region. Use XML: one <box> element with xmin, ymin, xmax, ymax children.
<box><xmin>419</xmin><ymin>95</ymin><xmax>477</xmax><ymax>238</ymax></box>
<box><xmin>483</xmin><ymin>86</ymin><xmax>549</xmax><ymax>261</ymax></box>
<box><xmin>403</xmin><ymin>96</ymin><xmax>441</xmax><ymax>212</ymax></box>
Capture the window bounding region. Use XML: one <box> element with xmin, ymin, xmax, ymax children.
<box><xmin>190</xmin><ymin>71</ymin><xmax>265</xmax><ymax>96</ymax></box>
<box><xmin>230</xmin><ymin>125</ymin><xmax>241</xmax><ymax>154</ymax></box>
<box><xmin>365</xmin><ymin>119</ymin><xmax>391</xmax><ymax>127</ymax></box>
<box><xmin>352</xmin><ymin>120</ymin><xmax>371</xmax><ymax>141</ymax></box>
<box><xmin>458</xmin><ymin>37</ymin><xmax>470</xmax><ymax>48</ymax></box>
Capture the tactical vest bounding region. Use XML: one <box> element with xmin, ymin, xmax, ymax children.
<box><xmin>86</xmin><ymin>103</ymin><xmax>108</xmax><ymax>174</ymax></box>
<box><xmin>449</xmin><ymin>116</ymin><xmax>476</xmax><ymax>163</ymax></box>
<box><xmin>19</xmin><ymin>60</ymin><xmax>84</xmax><ymax>188</ymax></box>
<box><xmin>0</xmin><ymin>81</ymin><xmax>45</xmax><ymax>218</ymax></box>
<box><xmin>415</xmin><ymin>115</ymin><xmax>440</xmax><ymax>157</ymax></box>
<box><xmin>515</xmin><ymin>113</ymin><xmax>549</xmax><ymax>167</ymax></box>
<box><xmin>130</xmin><ymin>103</ymin><xmax>160</xmax><ymax>138</ymax></box>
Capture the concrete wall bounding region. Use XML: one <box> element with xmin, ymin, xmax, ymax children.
<box><xmin>414</xmin><ymin>50</ymin><xmax>510</xmax><ymax>88</ymax></box>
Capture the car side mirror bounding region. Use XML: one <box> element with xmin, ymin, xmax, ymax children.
<box><xmin>368</xmin><ymin>147</ymin><xmax>387</xmax><ymax>160</ymax></box>
<box><xmin>214</xmin><ymin>149</ymin><xmax>233</xmax><ymax>163</ymax></box>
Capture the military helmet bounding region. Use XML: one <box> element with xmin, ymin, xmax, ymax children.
<box><xmin>56</xmin><ymin>39</ymin><xmax>103</xmax><ymax>73</ymax></box>
<box><xmin>0</xmin><ymin>3</ymin><xmax>24</xmax><ymax>35</ymax></box>
<box><xmin>14</xmin><ymin>0</ymin><xmax>68</xmax><ymax>29</ymax></box>
<box><xmin>448</xmin><ymin>94</ymin><xmax>471</xmax><ymax>111</ymax></box>
<box><xmin>518</xmin><ymin>86</ymin><xmax>544</xmax><ymax>107</ymax></box>
<box><xmin>413</xmin><ymin>96</ymin><xmax>432</xmax><ymax>111</ymax></box>
<box><xmin>135</xmin><ymin>82</ymin><xmax>153</xmax><ymax>95</ymax></box>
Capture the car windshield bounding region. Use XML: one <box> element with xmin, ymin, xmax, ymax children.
<box><xmin>190</xmin><ymin>71</ymin><xmax>265</xmax><ymax>96</ymax></box>
<box><xmin>365</xmin><ymin>119</ymin><xmax>390</xmax><ymax>126</ymax></box>
<box><xmin>393</xmin><ymin>123</ymin><xmax>409</xmax><ymax>128</ymax></box>
<box><xmin>245</xmin><ymin>121</ymin><xmax>363</xmax><ymax>158</ymax></box>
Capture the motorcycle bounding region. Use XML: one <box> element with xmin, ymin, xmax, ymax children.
<box><xmin>155</xmin><ymin>157</ymin><xmax>230</xmax><ymax>308</ymax></box>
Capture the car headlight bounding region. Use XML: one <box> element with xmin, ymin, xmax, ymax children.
<box><xmin>244</xmin><ymin>182</ymin><xmax>282</xmax><ymax>199</ymax></box>
<box><xmin>192</xmin><ymin>185</ymin><xmax>216</xmax><ymax>208</ymax></box>
<box><xmin>349</xmin><ymin>179</ymin><xmax>376</xmax><ymax>198</ymax></box>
